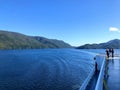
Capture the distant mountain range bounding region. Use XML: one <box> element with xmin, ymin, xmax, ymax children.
<box><xmin>0</xmin><ymin>30</ymin><xmax>72</xmax><ymax>49</ymax></box>
<box><xmin>77</xmin><ymin>39</ymin><xmax>120</xmax><ymax>49</ymax></box>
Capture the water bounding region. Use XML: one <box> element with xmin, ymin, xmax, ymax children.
<box><xmin>0</xmin><ymin>49</ymin><xmax>95</xmax><ymax>90</ymax></box>
<box><xmin>83</xmin><ymin>49</ymin><xmax>120</xmax><ymax>56</ymax></box>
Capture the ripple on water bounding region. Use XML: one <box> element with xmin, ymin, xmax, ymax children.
<box><xmin>0</xmin><ymin>49</ymin><xmax>95</xmax><ymax>90</ymax></box>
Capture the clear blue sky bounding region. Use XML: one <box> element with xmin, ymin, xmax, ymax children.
<box><xmin>0</xmin><ymin>0</ymin><xmax>120</xmax><ymax>46</ymax></box>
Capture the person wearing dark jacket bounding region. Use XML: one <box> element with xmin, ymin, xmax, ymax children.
<box><xmin>106</xmin><ymin>49</ymin><xmax>109</xmax><ymax>58</ymax></box>
<box><xmin>111</xmin><ymin>48</ymin><xmax>114</xmax><ymax>58</ymax></box>
<box><xmin>94</xmin><ymin>57</ymin><xmax>98</xmax><ymax>71</ymax></box>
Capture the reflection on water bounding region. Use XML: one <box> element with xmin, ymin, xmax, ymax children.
<box><xmin>0</xmin><ymin>49</ymin><xmax>95</xmax><ymax>90</ymax></box>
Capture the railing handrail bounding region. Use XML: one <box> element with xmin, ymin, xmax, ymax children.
<box><xmin>95</xmin><ymin>56</ymin><xmax>106</xmax><ymax>90</ymax></box>
<box><xmin>79</xmin><ymin>51</ymin><xmax>96</xmax><ymax>90</ymax></box>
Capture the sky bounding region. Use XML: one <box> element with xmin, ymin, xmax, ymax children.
<box><xmin>0</xmin><ymin>0</ymin><xmax>120</xmax><ymax>46</ymax></box>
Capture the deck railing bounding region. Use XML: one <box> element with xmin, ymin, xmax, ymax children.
<box><xmin>79</xmin><ymin>52</ymin><xmax>106</xmax><ymax>90</ymax></box>
<box><xmin>79</xmin><ymin>51</ymin><xmax>96</xmax><ymax>90</ymax></box>
<box><xmin>95</xmin><ymin>55</ymin><xmax>106</xmax><ymax>90</ymax></box>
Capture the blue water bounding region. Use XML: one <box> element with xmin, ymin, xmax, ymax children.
<box><xmin>0</xmin><ymin>49</ymin><xmax>95</xmax><ymax>90</ymax></box>
<box><xmin>83</xmin><ymin>49</ymin><xmax>120</xmax><ymax>55</ymax></box>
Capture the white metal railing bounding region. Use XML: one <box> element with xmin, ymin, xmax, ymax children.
<box><xmin>79</xmin><ymin>51</ymin><xmax>96</xmax><ymax>90</ymax></box>
<box><xmin>95</xmin><ymin>55</ymin><xmax>106</xmax><ymax>90</ymax></box>
<box><xmin>79</xmin><ymin>52</ymin><xmax>106</xmax><ymax>90</ymax></box>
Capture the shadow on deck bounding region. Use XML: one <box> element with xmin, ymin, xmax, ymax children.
<box><xmin>86</xmin><ymin>56</ymin><xmax>120</xmax><ymax>90</ymax></box>
<box><xmin>85</xmin><ymin>71</ymin><xmax>100</xmax><ymax>90</ymax></box>
<box><xmin>106</xmin><ymin>57</ymin><xmax>120</xmax><ymax>90</ymax></box>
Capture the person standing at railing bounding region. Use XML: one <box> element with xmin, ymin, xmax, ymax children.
<box><xmin>94</xmin><ymin>57</ymin><xmax>98</xmax><ymax>71</ymax></box>
<box><xmin>111</xmin><ymin>48</ymin><xmax>114</xmax><ymax>58</ymax></box>
<box><xmin>106</xmin><ymin>49</ymin><xmax>109</xmax><ymax>58</ymax></box>
<box><xmin>109</xmin><ymin>48</ymin><xmax>112</xmax><ymax>57</ymax></box>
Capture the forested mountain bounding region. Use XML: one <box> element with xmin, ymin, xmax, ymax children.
<box><xmin>0</xmin><ymin>30</ymin><xmax>72</xmax><ymax>49</ymax></box>
<box><xmin>77</xmin><ymin>39</ymin><xmax>120</xmax><ymax>49</ymax></box>
<box><xmin>34</xmin><ymin>36</ymin><xmax>71</xmax><ymax>48</ymax></box>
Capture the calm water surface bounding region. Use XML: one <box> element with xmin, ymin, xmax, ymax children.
<box><xmin>0</xmin><ymin>49</ymin><xmax>95</xmax><ymax>90</ymax></box>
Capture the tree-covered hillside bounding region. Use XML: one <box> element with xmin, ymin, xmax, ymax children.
<box><xmin>0</xmin><ymin>30</ymin><xmax>72</xmax><ymax>49</ymax></box>
<box><xmin>77</xmin><ymin>39</ymin><xmax>120</xmax><ymax>49</ymax></box>
<box><xmin>34</xmin><ymin>36</ymin><xmax>71</xmax><ymax>48</ymax></box>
